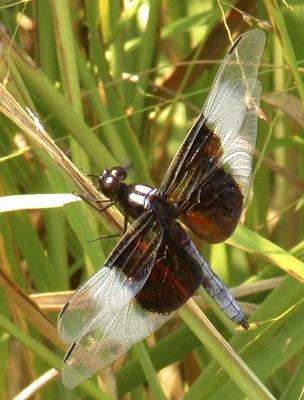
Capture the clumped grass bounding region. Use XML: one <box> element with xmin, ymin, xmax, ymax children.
<box><xmin>0</xmin><ymin>1</ymin><xmax>303</xmax><ymax>399</ymax></box>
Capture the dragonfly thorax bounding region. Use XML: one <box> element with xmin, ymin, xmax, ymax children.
<box><xmin>123</xmin><ymin>183</ymin><xmax>159</xmax><ymax>219</ymax></box>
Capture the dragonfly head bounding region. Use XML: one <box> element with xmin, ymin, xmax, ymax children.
<box><xmin>98</xmin><ymin>166</ymin><xmax>127</xmax><ymax>200</ymax></box>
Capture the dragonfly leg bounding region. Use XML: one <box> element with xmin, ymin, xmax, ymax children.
<box><xmin>86</xmin><ymin>212</ymin><xmax>129</xmax><ymax>242</ymax></box>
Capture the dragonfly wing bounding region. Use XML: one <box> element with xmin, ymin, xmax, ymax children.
<box><xmin>181</xmin><ymin>80</ymin><xmax>262</xmax><ymax>242</ymax></box>
<box><xmin>161</xmin><ymin>29</ymin><xmax>265</xmax><ymax>242</ymax></box>
<box><xmin>58</xmin><ymin>211</ymin><xmax>163</xmax><ymax>343</ymax></box>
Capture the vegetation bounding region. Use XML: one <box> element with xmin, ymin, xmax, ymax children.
<box><xmin>0</xmin><ymin>1</ymin><xmax>303</xmax><ymax>399</ymax></box>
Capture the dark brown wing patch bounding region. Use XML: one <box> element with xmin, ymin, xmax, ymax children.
<box><xmin>181</xmin><ymin>164</ymin><xmax>243</xmax><ymax>243</ymax></box>
<box><xmin>136</xmin><ymin>222</ymin><xmax>204</xmax><ymax>313</ymax></box>
<box><xmin>179</xmin><ymin>123</ymin><xmax>243</xmax><ymax>242</ymax></box>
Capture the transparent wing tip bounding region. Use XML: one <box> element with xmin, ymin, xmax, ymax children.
<box><xmin>61</xmin><ymin>362</ymin><xmax>92</xmax><ymax>389</ymax></box>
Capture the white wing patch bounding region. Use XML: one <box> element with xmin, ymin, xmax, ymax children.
<box><xmin>61</xmin><ymin>300</ymin><xmax>173</xmax><ymax>389</ymax></box>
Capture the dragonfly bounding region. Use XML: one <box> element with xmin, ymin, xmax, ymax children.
<box><xmin>58</xmin><ymin>29</ymin><xmax>265</xmax><ymax>389</ymax></box>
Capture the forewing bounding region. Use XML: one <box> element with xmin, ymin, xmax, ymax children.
<box><xmin>58</xmin><ymin>211</ymin><xmax>163</xmax><ymax>344</ymax></box>
<box><xmin>161</xmin><ymin>29</ymin><xmax>265</xmax><ymax>242</ymax></box>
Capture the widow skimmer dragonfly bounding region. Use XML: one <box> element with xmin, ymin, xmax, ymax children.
<box><xmin>58</xmin><ymin>29</ymin><xmax>265</xmax><ymax>388</ymax></box>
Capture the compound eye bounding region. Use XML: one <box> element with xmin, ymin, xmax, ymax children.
<box><xmin>97</xmin><ymin>169</ymin><xmax>109</xmax><ymax>186</ymax></box>
<box><xmin>98</xmin><ymin>169</ymin><xmax>110</xmax><ymax>181</ymax></box>
<box><xmin>111</xmin><ymin>166</ymin><xmax>127</xmax><ymax>180</ymax></box>
<box><xmin>101</xmin><ymin>176</ymin><xmax>117</xmax><ymax>198</ymax></box>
